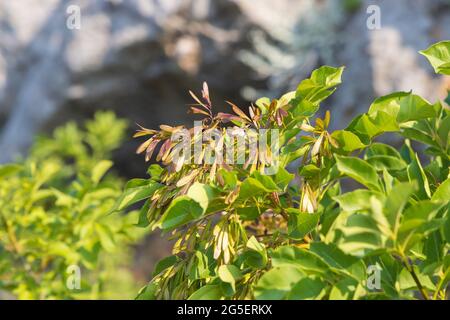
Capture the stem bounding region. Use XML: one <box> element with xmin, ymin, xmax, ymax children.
<box><xmin>401</xmin><ymin>256</ymin><xmax>429</xmax><ymax>300</ymax></box>
<box><xmin>409</xmin><ymin>267</ymin><xmax>429</xmax><ymax>300</ymax></box>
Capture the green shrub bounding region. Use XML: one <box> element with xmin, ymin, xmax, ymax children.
<box><xmin>0</xmin><ymin>112</ymin><xmax>143</xmax><ymax>299</ymax></box>
<box><xmin>122</xmin><ymin>41</ymin><xmax>450</xmax><ymax>300</ymax></box>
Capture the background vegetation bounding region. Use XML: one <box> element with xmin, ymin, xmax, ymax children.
<box><xmin>0</xmin><ymin>112</ymin><xmax>145</xmax><ymax>299</ymax></box>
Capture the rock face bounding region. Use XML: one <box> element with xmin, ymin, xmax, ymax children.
<box><xmin>0</xmin><ymin>0</ymin><xmax>246</xmax><ymax>166</ymax></box>
<box><xmin>330</xmin><ymin>0</ymin><xmax>450</xmax><ymax>129</ymax></box>
<box><xmin>0</xmin><ymin>0</ymin><xmax>449</xmax><ymax>168</ymax></box>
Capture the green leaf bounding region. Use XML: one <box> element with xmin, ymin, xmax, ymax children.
<box><xmin>51</xmin><ymin>188</ymin><xmax>76</xmax><ymax>207</ymax></box>
<box><xmin>136</xmin><ymin>199</ymin><xmax>151</xmax><ymax>227</ymax></box>
<box><xmin>159</xmin><ymin>196</ymin><xmax>203</xmax><ymax>230</ymax></box>
<box><xmin>402</xmin><ymin>200</ymin><xmax>445</xmax><ymax>222</ymax></box>
<box><xmin>401</xmin><ymin>123</ymin><xmax>436</xmax><ymax>146</ymax></box>
<box><xmin>273</xmin><ymin>167</ymin><xmax>295</xmax><ymax>190</ymax></box>
<box><xmin>286</xmin><ymin>208</ymin><xmax>320</xmax><ymax>239</ymax></box>
<box><xmin>279</xmin><ymin>91</ymin><xmax>296</xmax><ymax>106</ymax></box>
<box><xmin>189</xmin><ymin>251</ymin><xmax>212</xmax><ymax>280</ymax></box>
<box><xmin>423</xmin><ymin>231</ymin><xmax>445</xmax><ymax>268</ymax></box>
<box><xmin>136</xmin><ymin>283</ymin><xmax>157</xmax><ymax>300</ymax></box>
<box><xmin>397</xmin><ymin>94</ymin><xmax>436</xmax><ymax>123</ymax></box>
<box><xmin>236</xmin><ymin>206</ymin><xmax>261</xmax><ymax>220</ymax></box>
<box><xmin>444</xmin><ymin>210</ymin><xmax>450</xmax><ymax>243</ymax></box>
<box><xmin>91</xmin><ymin>160</ymin><xmax>113</xmax><ymax>184</ymax></box>
<box><xmin>366</xmin><ymin>143</ymin><xmax>403</xmax><ymax>158</ymax></box>
<box><xmin>188</xmin><ymin>285</ymin><xmax>222</xmax><ymax>300</ymax></box>
<box><xmin>282</xmin><ymin>138</ymin><xmax>310</xmax><ymax>162</ymax></box>
<box><xmin>348</xmin><ymin>109</ymin><xmax>400</xmax><ymax>141</ymax></box>
<box><xmin>295</xmin><ymin>66</ymin><xmax>345</xmax><ymax>105</ymax></box>
<box><xmin>370</xmin><ymin>254</ymin><xmax>402</xmax><ymax>298</ymax></box>
<box><xmin>368</xmin><ymin>92</ymin><xmax>410</xmax><ymax>118</ymax></box>
<box><xmin>366</xmin><ymin>156</ymin><xmax>406</xmax><ymax>171</ymax></box>
<box><xmin>309</xmin><ymin>242</ymin><xmax>359</xmax><ymax>270</ymax></box>
<box><xmin>350</xmin><ymin>114</ymin><xmax>383</xmax><ymax>139</ymax></box>
<box><xmin>291</xmin><ymin>99</ymin><xmax>319</xmax><ymax>118</ymax></box>
<box><xmin>329</xmin><ymin>277</ymin><xmax>360</xmax><ymax>300</ymax></box>
<box><xmin>153</xmin><ymin>255</ymin><xmax>179</xmax><ymax>277</ymax></box>
<box><xmin>437</xmin><ymin>113</ymin><xmax>450</xmax><ymax>148</ymax></box>
<box><xmin>95</xmin><ymin>223</ymin><xmax>116</xmax><ymax>252</ymax></box>
<box><xmin>331</xmin><ymin>130</ymin><xmax>366</xmax><ymax>152</ymax></box>
<box><xmin>48</xmin><ymin>242</ymin><xmax>80</xmax><ymax>263</ymax></box>
<box><xmin>420</xmin><ymin>41</ymin><xmax>450</xmax><ymax>75</ymax></box>
<box><xmin>334</xmin><ymin>189</ymin><xmax>384</xmax><ymax>212</ymax></box>
<box><xmin>398</xmin><ymin>267</ymin><xmax>436</xmax><ymax>292</ymax></box>
<box><xmin>371</xmin><ymin>110</ymin><xmax>400</xmax><ymax>132</ymax></box>
<box><xmin>337</xmin><ymin>215</ymin><xmax>384</xmax><ymax>253</ymax></box>
<box><xmin>239</xmin><ymin>177</ymin><xmax>274</xmax><ymax>199</ymax></box>
<box><xmin>218</xmin><ymin>265</ymin><xmax>242</xmax><ymax>291</ymax></box>
<box><xmin>113</xmin><ymin>179</ymin><xmax>161</xmax><ymax>211</ymax></box>
<box><xmin>384</xmin><ymin>182</ymin><xmax>416</xmax><ymax>230</ymax></box>
<box><xmin>270</xmin><ymin>246</ymin><xmax>329</xmax><ymax>275</ymax></box>
<box><xmin>186</xmin><ymin>182</ymin><xmax>215</xmax><ymax>213</ymax></box>
<box><xmin>0</xmin><ymin>164</ymin><xmax>22</xmax><ymax>179</ymax></box>
<box><xmin>251</xmin><ymin>171</ymin><xmax>281</xmax><ymax>192</ymax></box>
<box><xmin>247</xmin><ymin>235</ymin><xmax>265</xmax><ymax>252</ymax></box>
<box><xmin>254</xmin><ymin>266</ymin><xmax>305</xmax><ymax>300</ymax></box>
<box><xmin>398</xmin><ymin>201</ymin><xmax>446</xmax><ymax>248</ymax></box>
<box><xmin>147</xmin><ymin>164</ymin><xmax>164</xmax><ymax>181</ymax></box>
<box><xmin>218</xmin><ymin>265</ymin><xmax>242</xmax><ymax>283</ymax></box>
<box><xmin>244</xmin><ymin>236</ymin><xmax>268</xmax><ymax>268</ymax></box>
<box><xmin>432</xmin><ymin>177</ymin><xmax>450</xmax><ymax>201</ymax></box>
<box><xmin>299</xmin><ymin>164</ymin><xmax>320</xmax><ymax>180</ymax></box>
<box><xmin>287</xmin><ymin>278</ymin><xmax>326</xmax><ymax>300</ymax></box>
<box><xmin>255</xmin><ymin>97</ymin><xmax>270</xmax><ymax>114</ymax></box>
<box><xmin>335</xmin><ymin>155</ymin><xmax>380</xmax><ymax>191</ymax></box>
<box><xmin>218</xmin><ymin>169</ymin><xmax>238</xmax><ymax>189</ymax></box>
<box><xmin>407</xmin><ymin>152</ymin><xmax>431</xmax><ymax>199</ymax></box>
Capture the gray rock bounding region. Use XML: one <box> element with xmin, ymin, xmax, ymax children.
<box><xmin>330</xmin><ymin>0</ymin><xmax>449</xmax><ymax>128</ymax></box>
<box><xmin>0</xmin><ymin>0</ymin><xmax>449</xmax><ymax>168</ymax></box>
<box><xmin>0</xmin><ymin>0</ymin><xmax>251</xmax><ymax>165</ymax></box>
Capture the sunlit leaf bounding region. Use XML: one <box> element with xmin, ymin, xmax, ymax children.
<box><xmin>335</xmin><ymin>155</ymin><xmax>381</xmax><ymax>191</ymax></box>
<box><xmin>420</xmin><ymin>41</ymin><xmax>450</xmax><ymax>75</ymax></box>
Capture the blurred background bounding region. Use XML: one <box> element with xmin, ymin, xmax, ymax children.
<box><xmin>1</xmin><ymin>0</ymin><xmax>450</xmax><ymax>294</ymax></box>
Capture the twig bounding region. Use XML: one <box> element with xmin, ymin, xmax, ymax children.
<box><xmin>401</xmin><ymin>256</ymin><xmax>429</xmax><ymax>300</ymax></box>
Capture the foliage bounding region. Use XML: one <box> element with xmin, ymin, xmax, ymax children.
<box><xmin>0</xmin><ymin>112</ymin><xmax>143</xmax><ymax>299</ymax></box>
<box><xmin>123</xmin><ymin>41</ymin><xmax>450</xmax><ymax>301</ymax></box>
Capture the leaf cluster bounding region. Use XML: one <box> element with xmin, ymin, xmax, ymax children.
<box><xmin>126</xmin><ymin>42</ymin><xmax>450</xmax><ymax>300</ymax></box>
